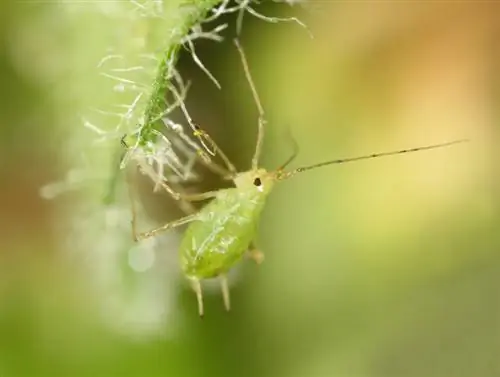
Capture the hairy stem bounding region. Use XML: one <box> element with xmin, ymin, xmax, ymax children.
<box><xmin>132</xmin><ymin>0</ymin><xmax>223</xmax><ymax>146</ymax></box>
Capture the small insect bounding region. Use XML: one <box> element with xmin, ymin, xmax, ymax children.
<box><xmin>128</xmin><ymin>39</ymin><xmax>467</xmax><ymax>317</ymax></box>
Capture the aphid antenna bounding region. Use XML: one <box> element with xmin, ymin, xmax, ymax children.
<box><xmin>276</xmin><ymin>124</ymin><xmax>300</xmax><ymax>171</ymax></box>
<box><xmin>275</xmin><ymin>139</ymin><xmax>469</xmax><ymax>181</ymax></box>
<box><xmin>233</xmin><ymin>38</ymin><xmax>267</xmax><ymax>172</ymax></box>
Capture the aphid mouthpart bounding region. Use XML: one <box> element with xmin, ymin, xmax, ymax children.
<box><xmin>128</xmin><ymin>38</ymin><xmax>469</xmax><ymax>317</ymax></box>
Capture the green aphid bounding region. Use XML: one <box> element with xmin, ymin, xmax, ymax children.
<box><xmin>129</xmin><ymin>39</ymin><xmax>467</xmax><ymax>317</ymax></box>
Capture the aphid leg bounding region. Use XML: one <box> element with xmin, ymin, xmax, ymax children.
<box><xmin>178</xmin><ymin>190</ymin><xmax>221</xmax><ymax>202</ymax></box>
<box><xmin>167</xmin><ymin>183</ymin><xmax>199</xmax><ymax>216</ymax></box>
<box><xmin>126</xmin><ymin>168</ymin><xmax>199</xmax><ymax>241</ymax></box>
<box><xmin>175</xmin><ymin>195</ymin><xmax>198</xmax><ymax>216</ymax></box>
<box><xmin>190</xmin><ymin>278</ymin><xmax>204</xmax><ymax>318</ymax></box>
<box><xmin>134</xmin><ymin>158</ymin><xmax>191</xmax><ymax>202</ymax></box>
<box><xmin>134</xmin><ymin>214</ymin><xmax>198</xmax><ymax>241</ymax></box>
<box><xmin>220</xmin><ymin>274</ymin><xmax>231</xmax><ymax>312</ymax></box>
<box><xmin>246</xmin><ymin>247</ymin><xmax>265</xmax><ymax>265</ymax></box>
<box><xmin>158</xmin><ymin>180</ymin><xmax>188</xmax><ymax>200</ymax></box>
<box><xmin>158</xmin><ymin>181</ymin><xmax>220</xmax><ymax>202</ymax></box>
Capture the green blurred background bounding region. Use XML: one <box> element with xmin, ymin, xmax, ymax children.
<box><xmin>0</xmin><ymin>1</ymin><xmax>498</xmax><ymax>377</ymax></box>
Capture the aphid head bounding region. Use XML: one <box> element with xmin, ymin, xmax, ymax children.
<box><xmin>233</xmin><ymin>169</ymin><xmax>275</xmax><ymax>195</ymax></box>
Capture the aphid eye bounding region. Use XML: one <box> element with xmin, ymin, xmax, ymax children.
<box><xmin>253</xmin><ymin>177</ymin><xmax>262</xmax><ymax>187</ymax></box>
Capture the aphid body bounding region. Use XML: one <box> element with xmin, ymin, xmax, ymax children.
<box><xmin>180</xmin><ymin>170</ymin><xmax>272</xmax><ymax>280</ymax></box>
<box><xmin>129</xmin><ymin>39</ymin><xmax>467</xmax><ymax>317</ymax></box>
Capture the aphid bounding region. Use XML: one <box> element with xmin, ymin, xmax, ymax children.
<box><xmin>129</xmin><ymin>39</ymin><xmax>467</xmax><ymax>317</ymax></box>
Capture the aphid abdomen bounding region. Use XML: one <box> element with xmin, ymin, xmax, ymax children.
<box><xmin>179</xmin><ymin>188</ymin><xmax>266</xmax><ymax>279</ymax></box>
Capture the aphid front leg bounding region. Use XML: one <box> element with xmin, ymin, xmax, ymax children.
<box><xmin>190</xmin><ymin>278</ymin><xmax>204</xmax><ymax>317</ymax></box>
<box><xmin>157</xmin><ymin>181</ymin><xmax>219</xmax><ymax>202</ymax></box>
<box><xmin>220</xmin><ymin>274</ymin><xmax>231</xmax><ymax>312</ymax></box>
<box><xmin>134</xmin><ymin>214</ymin><xmax>198</xmax><ymax>242</ymax></box>
<box><xmin>176</xmin><ymin>190</ymin><xmax>221</xmax><ymax>202</ymax></box>
<box><xmin>127</xmin><ymin>167</ymin><xmax>199</xmax><ymax>241</ymax></box>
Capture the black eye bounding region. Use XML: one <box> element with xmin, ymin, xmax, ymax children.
<box><xmin>253</xmin><ymin>177</ymin><xmax>262</xmax><ymax>187</ymax></box>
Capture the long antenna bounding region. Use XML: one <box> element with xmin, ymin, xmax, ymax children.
<box><xmin>277</xmin><ymin>139</ymin><xmax>468</xmax><ymax>180</ymax></box>
<box><xmin>234</xmin><ymin>39</ymin><xmax>267</xmax><ymax>170</ymax></box>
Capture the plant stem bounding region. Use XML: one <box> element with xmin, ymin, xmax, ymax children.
<box><xmin>135</xmin><ymin>0</ymin><xmax>223</xmax><ymax>146</ymax></box>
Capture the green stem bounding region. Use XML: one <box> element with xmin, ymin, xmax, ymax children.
<box><xmin>107</xmin><ymin>0</ymin><xmax>223</xmax><ymax>204</ymax></box>
<box><xmin>137</xmin><ymin>0</ymin><xmax>223</xmax><ymax>146</ymax></box>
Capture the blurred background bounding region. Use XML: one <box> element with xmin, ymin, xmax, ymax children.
<box><xmin>0</xmin><ymin>1</ymin><xmax>498</xmax><ymax>377</ymax></box>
